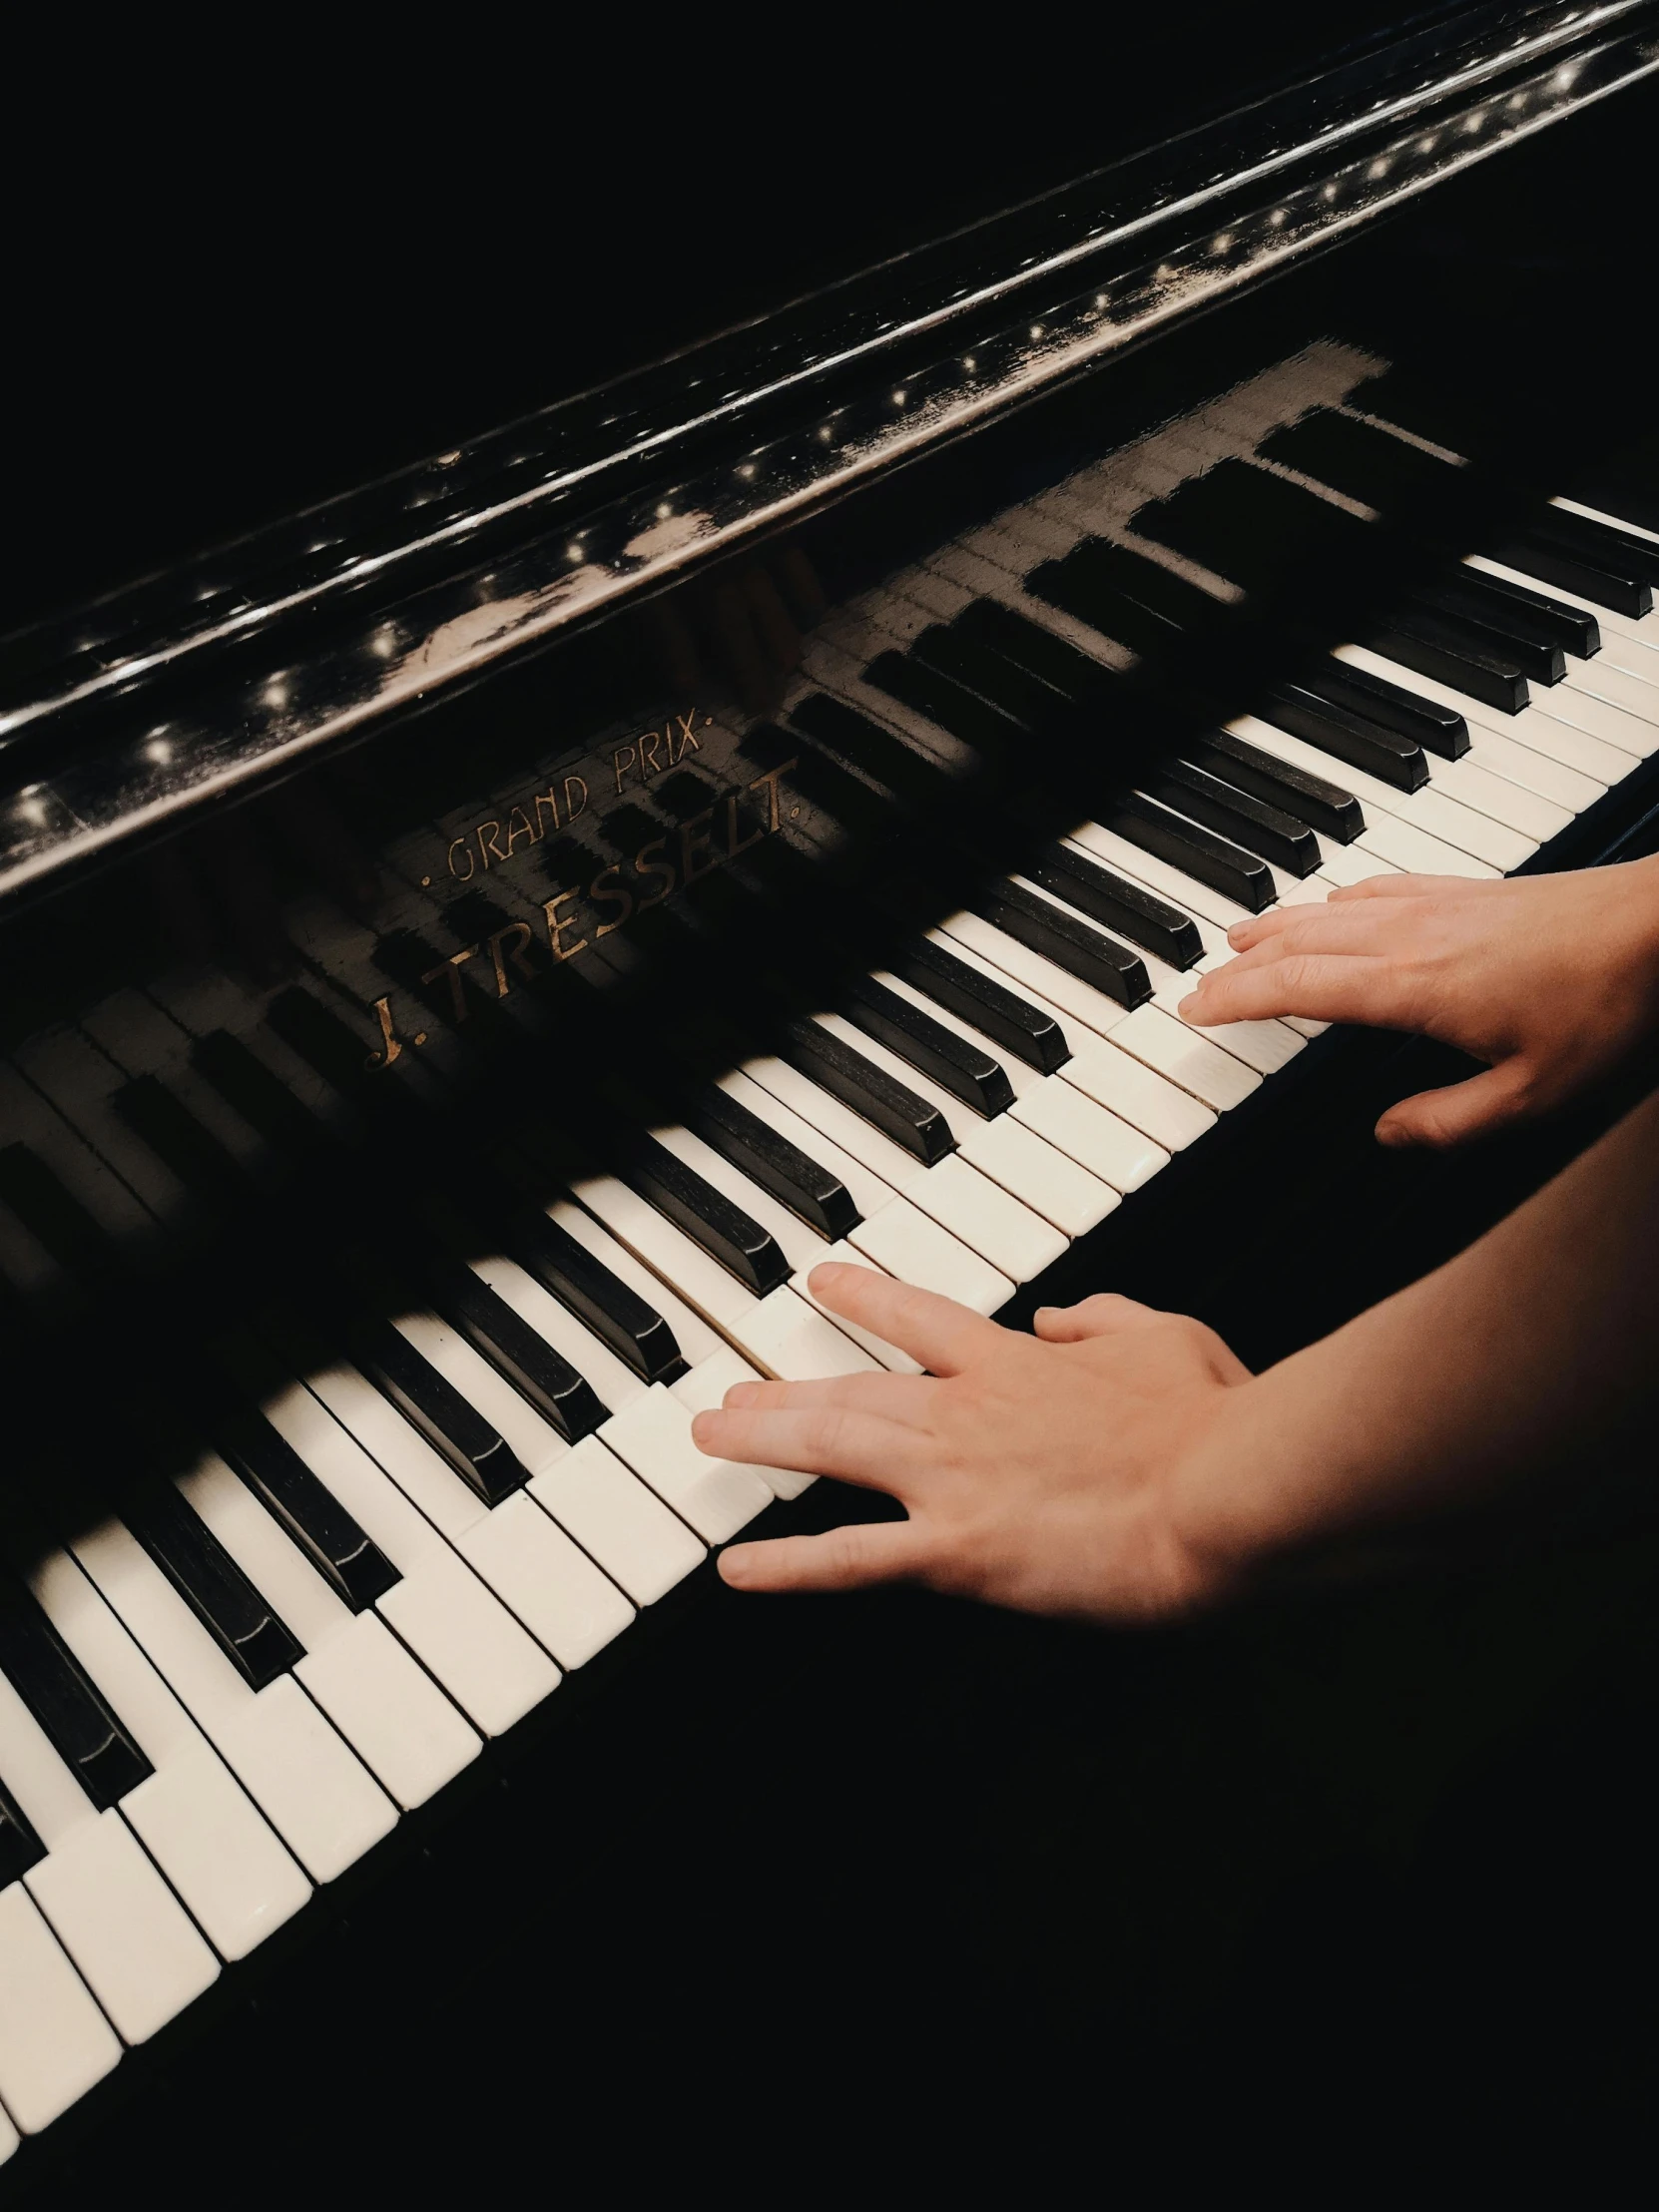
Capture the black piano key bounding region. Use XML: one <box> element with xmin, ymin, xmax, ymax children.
<box><xmin>0</xmin><ymin>1576</ymin><xmax>152</xmax><ymax>1811</ymax></box>
<box><xmin>1099</xmin><ymin>793</ymin><xmax>1275</xmax><ymax>912</ymax></box>
<box><xmin>889</xmin><ymin>933</ymin><xmax>1071</xmax><ymax>1073</ymax></box>
<box><xmin>1260</xmin><ymin>681</ymin><xmax>1431</xmax><ymax>789</ymax></box>
<box><xmin>1182</xmin><ymin>730</ymin><xmax>1365</xmax><ymax>842</ymax></box>
<box><xmin>0</xmin><ymin>1772</ymin><xmax>45</xmax><ymax>1889</ymax></box>
<box><xmin>1023</xmin><ymin>843</ymin><xmax>1204</xmax><ymax>967</ymax></box>
<box><xmin>1430</xmin><ymin>569</ymin><xmax>1599</xmax><ymax>658</ymax></box>
<box><xmin>211</xmin><ymin>1394</ymin><xmax>400</xmax><ymax>1613</ymax></box>
<box><xmin>343</xmin><ymin>1310</ymin><xmax>533</xmax><ymax>1507</ymax></box>
<box><xmin>843</xmin><ymin>976</ymin><xmax>1013</xmax><ymax>1119</ymax></box>
<box><xmin>863</xmin><ymin>650</ymin><xmax>1025</xmax><ymax>759</ymax></box>
<box><xmin>506</xmin><ymin>1211</ymin><xmax>688</xmax><ymax>1386</ymax></box>
<box><xmin>1524</xmin><ymin>505</ymin><xmax>1659</xmax><ymax>588</ymax></box>
<box><xmin>950</xmin><ymin>599</ymin><xmax>1114</xmax><ymax>702</ymax></box>
<box><xmin>1488</xmin><ymin>522</ymin><xmax>1652</xmax><ymax>619</ymax></box>
<box><xmin>687</xmin><ymin>1085</ymin><xmax>859</xmax><ymax>1242</ymax></box>
<box><xmin>1296</xmin><ymin>661</ymin><xmax>1468</xmax><ymax>760</ymax></box>
<box><xmin>0</xmin><ymin>1142</ymin><xmax>125</xmax><ymax>1286</ymax></box>
<box><xmin>969</xmin><ymin>877</ymin><xmax>1155</xmax><ymax>1002</ymax></box>
<box><xmin>1361</xmin><ymin>604</ymin><xmax>1531</xmax><ymax>713</ymax></box>
<box><xmin>422</xmin><ymin>1262</ymin><xmax>608</xmax><ymax>1442</ymax></box>
<box><xmin>1399</xmin><ymin>587</ymin><xmax>1565</xmax><ymax>685</ymax></box>
<box><xmin>621</xmin><ymin>1134</ymin><xmax>791</xmax><ymax>1297</ymax></box>
<box><xmin>1141</xmin><ymin>760</ymin><xmax>1321</xmax><ymax>876</ymax></box>
<box><xmin>123</xmin><ymin>1481</ymin><xmax>303</xmax><ymax>1692</ymax></box>
<box><xmin>782</xmin><ymin>1019</ymin><xmax>954</xmax><ymax>1166</ymax></box>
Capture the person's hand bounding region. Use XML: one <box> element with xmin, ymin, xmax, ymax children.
<box><xmin>697</xmin><ymin>1263</ymin><xmax>1261</xmax><ymax>1621</ymax></box>
<box><xmin>1178</xmin><ymin>858</ymin><xmax>1659</xmax><ymax>1148</ymax></box>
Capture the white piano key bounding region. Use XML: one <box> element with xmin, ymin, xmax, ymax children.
<box><xmin>934</xmin><ymin>908</ymin><xmax>1136</xmax><ymax>1035</ymax></box>
<box><xmin>648</xmin><ymin>1119</ymin><xmax>839</xmax><ymax>1275</ymax></box>
<box><xmin>1367</xmin><ymin>600</ymin><xmax>1646</xmax><ymax>781</ymax></box>
<box><xmin>250</xmin><ymin>1378</ymin><xmax>561</xmax><ymax>1737</ymax></box>
<box><xmin>1230</xmin><ymin>718</ymin><xmax>1501</xmax><ymax>879</ymax></box>
<box><xmin>466</xmin><ymin>1253</ymin><xmax>647</xmax><ymax>1414</ymax></box>
<box><xmin>740</xmin><ymin>1259</ymin><xmax>918</xmax><ymax>1380</ymax></box>
<box><xmin>69</xmin><ymin>1518</ymin><xmax>396</xmax><ymax>1883</ymax></box>
<box><xmin>806</xmin><ymin>1011</ymin><xmax>1068</xmax><ymax>1279</ymax></box>
<box><xmin>1313</xmin><ymin>840</ymin><xmax>1401</xmax><ymax>887</ymax></box>
<box><xmin>1445</xmin><ymin>726</ymin><xmax>1604</xmax><ymax>812</ymax></box>
<box><xmin>954</xmin><ymin>1114</ymin><xmax>1119</xmax><ymax>1237</ymax></box>
<box><xmin>386</xmin><ymin>1309</ymin><xmax>569</xmax><ymax>1481</ymax></box>
<box><xmin>672</xmin><ymin>1347</ymin><xmax>819</xmax><ymax>1497</ymax></box>
<box><xmin>1337</xmin><ymin>638</ymin><xmax>1657</xmax><ymax>762</ymax></box>
<box><xmin>1427</xmin><ymin>758</ymin><xmax>1571</xmax><ymax>840</ymax></box>
<box><xmin>1356</xmin><ymin>811</ymin><xmax>1501</xmax><ymax>880</ymax></box>
<box><xmin>1550</xmin><ymin>494</ymin><xmax>1659</xmax><ymax>548</ymax></box>
<box><xmin>1106</xmin><ymin>1004</ymin><xmax>1262</xmax><ymax>1111</ymax></box>
<box><xmin>1061</xmin><ymin>821</ymin><xmax>1250</xmax><ymax>932</ymax></box>
<box><xmin>863</xmin><ymin>968</ymin><xmax>1150</xmax><ymax>1205</ymax></box>
<box><xmin>1008</xmin><ymin>1076</ymin><xmax>1169</xmax><ymax>1192</ymax></box>
<box><xmin>25</xmin><ymin>1811</ymin><xmax>218</xmax><ymax>2047</ymax></box>
<box><xmin>545</xmin><ymin>1197</ymin><xmax>728</xmax><ymax>1366</ymax></box>
<box><xmin>440</xmin><ymin>1490</ymin><xmax>635</xmax><ymax>1668</ymax></box>
<box><xmin>598</xmin><ymin>1385</ymin><xmax>775</xmax><ymax>1542</ymax></box>
<box><xmin>1559</xmin><ymin>654</ymin><xmax>1659</xmax><ymax>727</ymax></box>
<box><xmin>527</xmin><ymin>1437</ymin><xmax>705</xmax><ymax>1605</ymax></box>
<box><xmin>0</xmin><ymin>1671</ymin><xmax>218</xmax><ymax>2044</ymax></box>
<box><xmin>908</xmin><ymin>924</ymin><xmax>1214</xmax><ymax>1150</ymax></box>
<box><xmin>0</xmin><ymin>1883</ymin><xmax>120</xmax><ymax>2134</ymax></box>
<box><xmin>716</xmin><ymin>1067</ymin><xmax>910</xmax><ymax>1222</ymax></box>
<box><xmin>1465</xmin><ymin>552</ymin><xmax>1659</xmax><ymax>657</ymax></box>
<box><xmin>849</xmin><ymin>1198</ymin><xmax>1013</xmax><ymax>1315</ymax></box>
<box><xmin>176</xmin><ymin>1448</ymin><xmax>480</xmax><ymax>1809</ymax></box>
<box><xmin>27</xmin><ymin>1550</ymin><xmax>309</xmax><ymax>1960</ymax></box>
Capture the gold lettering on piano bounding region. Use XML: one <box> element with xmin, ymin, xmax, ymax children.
<box><xmin>446</xmin><ymin>775</ymin><xmax>592</xmax><ymax>877</ymax></box>
<box><xmin>612</xmin><ymin>708</ymin><xmax>711</xmax><ymax>795</ymax></box>
<box><xmin>420</xmin><ymin>945</ymin><xmax>480</xmax><ymax>1022</ymax></box>
<box><xmin>375</xmin><ymin>756</ymin><xmax>798</xmax><ymax>1065</ymax></box>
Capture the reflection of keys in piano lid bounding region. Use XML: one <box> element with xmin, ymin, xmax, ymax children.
<box><xmin>7</xmin><ymin>322</ymin><xmax>1659</xmax><ymax>2145</ymax></box>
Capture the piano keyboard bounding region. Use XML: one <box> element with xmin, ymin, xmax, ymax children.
<box><xmin>4</xmin><ymin>351</ymin><xmax>1659</xmax><ymax>2149</ymax></box>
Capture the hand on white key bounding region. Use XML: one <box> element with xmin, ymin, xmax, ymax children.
<box><xmin>1178</xmin><ymin>860</ymin><xmax>1659</xmax><ymax>1147</ymax></box>
<box><xmin>695</xmin><ymin>1262</ymin><xmax>1252</xmax><ymax>1621</ymax></box>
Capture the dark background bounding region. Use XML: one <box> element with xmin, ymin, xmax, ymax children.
<box><xmin>4</xmin><ymin>3</ymin><xmax>1461</xmax><ymax>631</ymax></box>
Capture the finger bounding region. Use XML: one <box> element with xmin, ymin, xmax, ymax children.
<box><xmin>1180</xmin><ymin>954</ymin><xmax>1408</xmax><ymax>1029</ymax></box>
<box><xmin>1033</xmin><ymin>1293</ymin><xmax>1163</xmax><ymax>1343</ymax></box>
<box><xmin>1327</xmin><ymin>872</ymin><xmax>1498</xmax><ymax>905</ymax></box>
<box><xmin>1214</xmin><ymin>907</ymin><xmax>1414</xmax><ymax>974</ymax></box>
<box><xmin>1376</xmin><ymin>1061</ymin><xmax>1533</xmax><ymax>1148</ymax></box>
<box><xmin>808</xmin><ymin>1262</ymin><xmax>1001</xmax><ymax>1377</ymax></box>
<box><xmin>691</xmin><ymin>1402</ymin><xmax>929</xmax><ymax>1489</ymax></box>
<box><xmin>722</xmin><ymin>1372</ymin><xmax>939</xmax><ymax>1427</ymax></box>
<box><xmin>720</xmin><ymin>1519</ymin><xmax>927</xmax><ymax>1594</ymax></box>
<box><xmin>1225</xmin><ymin>905</ymin><xmax>1301</xmax><ymax>952</ymax></box>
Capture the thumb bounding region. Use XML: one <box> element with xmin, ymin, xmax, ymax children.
<box><xmin>1376</xmin><ymin>1060</ymin><xmax>1533</xmax><ymax>1148</ymax></box>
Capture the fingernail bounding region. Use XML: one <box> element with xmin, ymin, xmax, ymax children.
<box><xmin>809</xmin><ymin>1261</ymin><xmax>845</xmax><ymax>1292</ymax></box>
<box><xmin>1227</xmin><ymin>922</ymin><xmax>1248</xmax><ymax>944</ymax></box>
<box><xmin>718</xmin><ymin>1546</ymin><xmax>753</xmax><ymax>1586</ymax></box>
<box><xmin>691</xmin><ymin>1409</ymin><xmax>718</xmax><ymax>1444</ymax></box>
<box><xmin>723</xmin><ymin>1381</ymin><xmax>760</xmax><ymax>1408</ymax></box>
<box><xmin>1179</xmin><ymin>991</ymin><xmax>1206</xmax><ymax>1021</ymax></box>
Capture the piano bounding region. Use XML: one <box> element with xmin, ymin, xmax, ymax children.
<box><xmin>5</xmin><ymin>1</ymin><xmax>1659</xmax><ymax>2180</ymax></box>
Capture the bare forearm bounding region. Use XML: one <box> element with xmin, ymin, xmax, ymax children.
<box><xmin>1190</xmin><ymin>1088</ymin><xmax>1659</xmax><ymax>1564</ymax></box>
